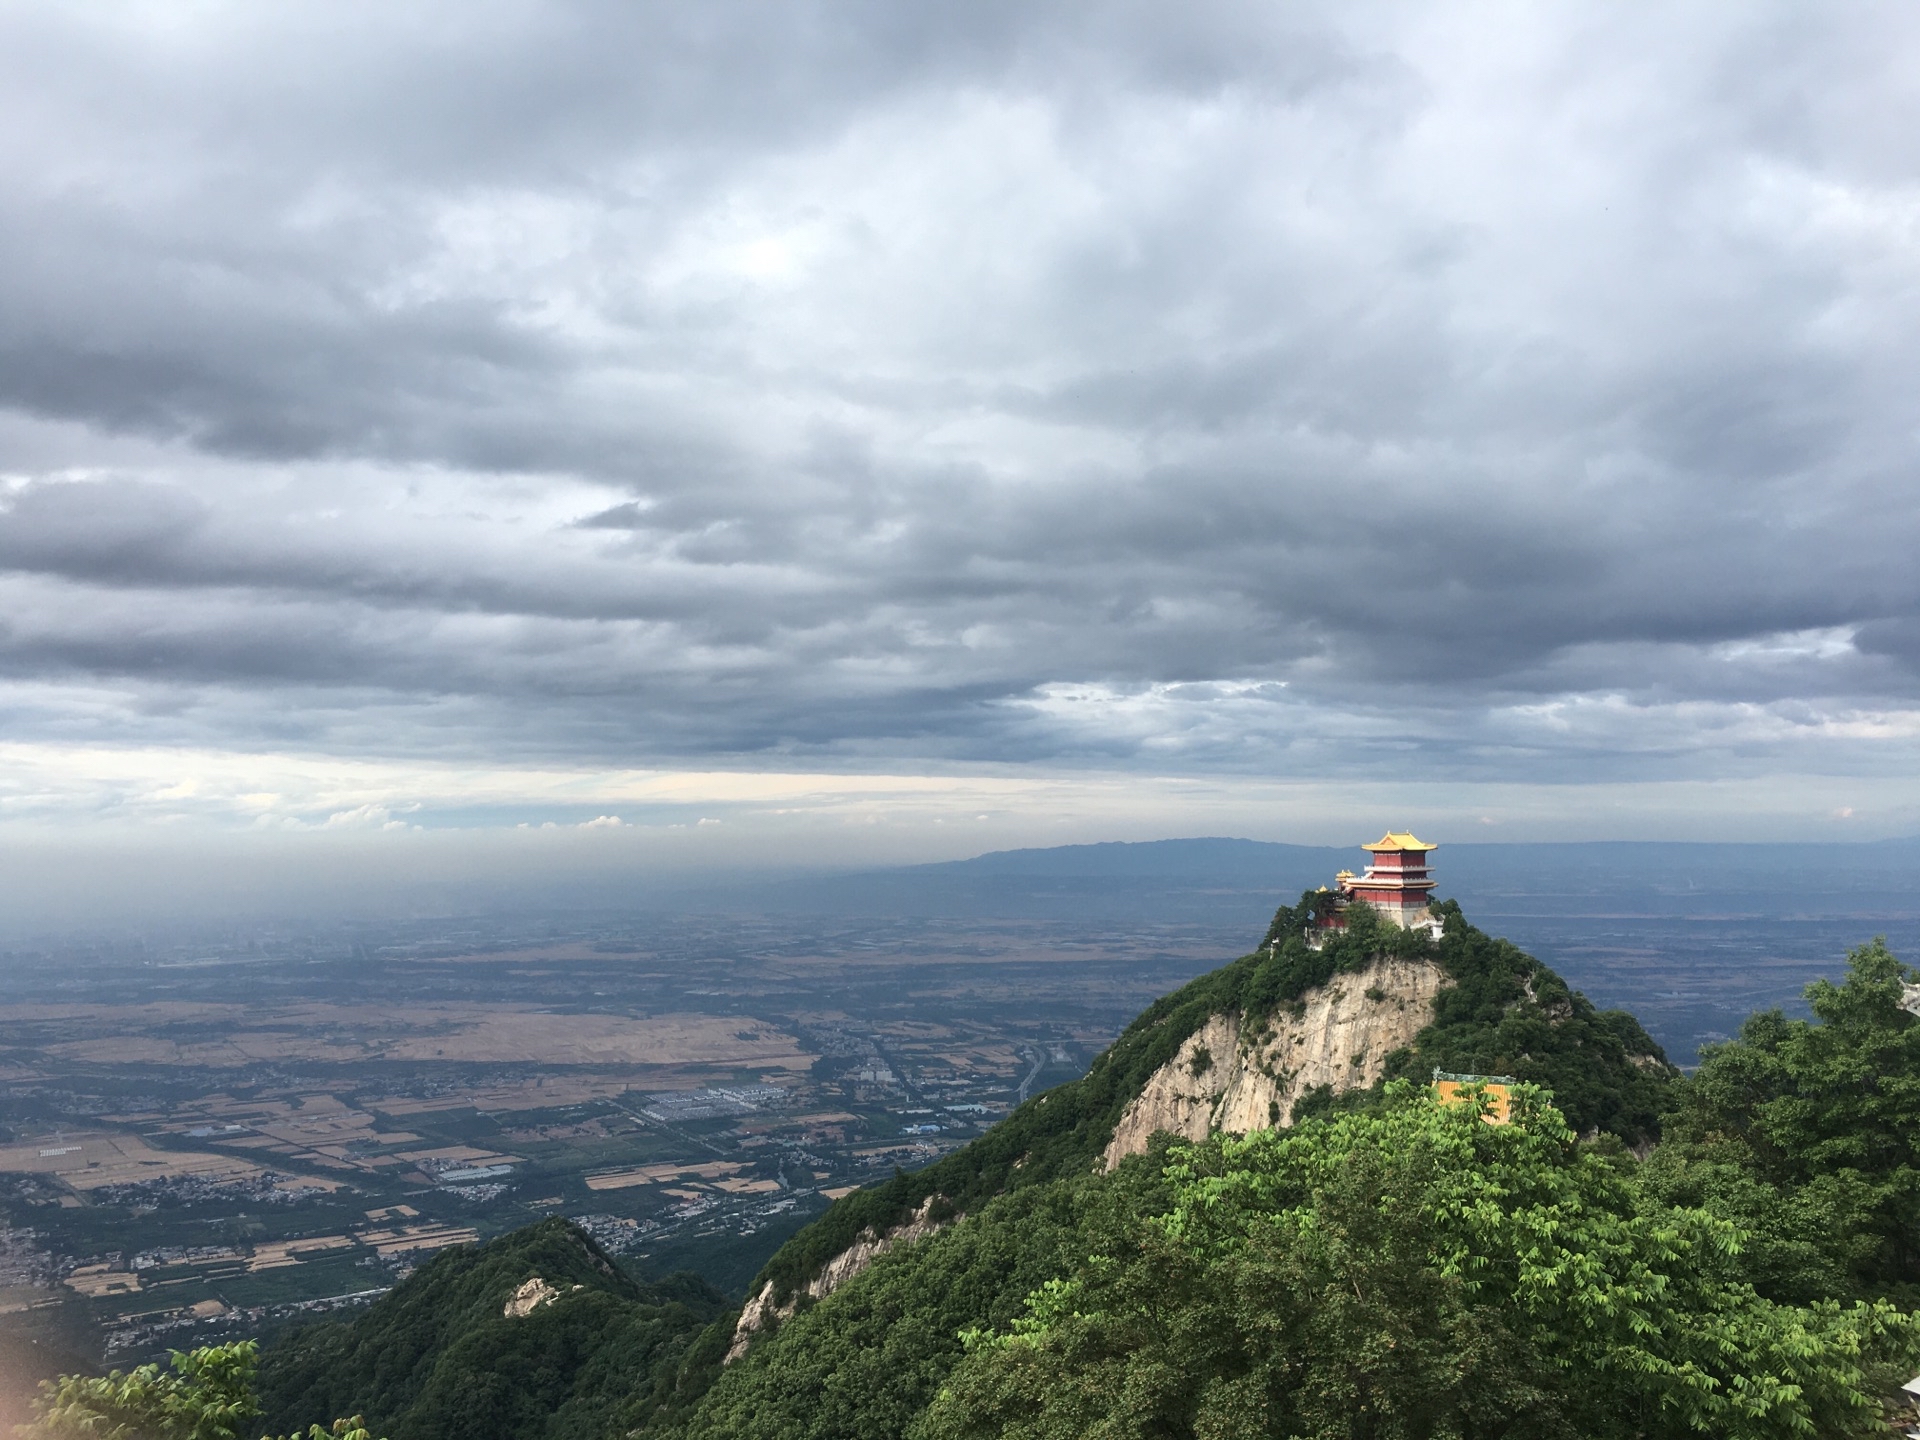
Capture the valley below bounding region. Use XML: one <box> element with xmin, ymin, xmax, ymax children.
<box><xmin>0</xmin><ymin>910</ymin><xmax>1237</xmax><ymax>1375</ymax></box>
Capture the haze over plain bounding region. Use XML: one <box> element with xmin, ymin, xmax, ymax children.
<box><xmin>2</xmin><ymin>3</ymin><xmax>1919</xmax><ymax>917</ymax></box>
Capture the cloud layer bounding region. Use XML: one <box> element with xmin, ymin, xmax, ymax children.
<box><xmin>2</xmin><ymin>2</ymin><xmax>1919</xmax><ymax>836</ymax></box>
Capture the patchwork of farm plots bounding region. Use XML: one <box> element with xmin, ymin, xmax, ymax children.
<box><xmin>0</xmin><ymin>912</ymin><xmax>1232</xmax><ymax>1364</ymax></box>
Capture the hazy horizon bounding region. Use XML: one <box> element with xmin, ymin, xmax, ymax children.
<box><xmin>5</xmin><ymin>827</ymin><xmax>1920</xmax><ymax>936</ymax></box>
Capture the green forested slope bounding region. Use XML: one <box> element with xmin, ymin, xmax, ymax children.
<box><xmin>749</xmin><ymin>898</ymin><xmax>1670</xmax><ymax>1309</ymax></box>
<box><xmin>910</xmin><ymin>1089</ymin><xmax>1919</xmax><ymax>1440</ymax></box>
<box><xmin>677</xmin><ymin>1181</ymin><xmax>1106</xmax><ymax>1440</ymax></box>
<box><xmin>256</xmin><ymin>1219</ymin><xmax>725</xmax><ymax>1440</ymax></box>
<box><xmin>1379</xmin><ymin>900</ymin><xmax>1671</xmax><ymax>1140</ymax></box>
<box><xmin>681</xmin><ymin>937</ymin><xmax>1920</xmax><ymax>1440</ymax></box>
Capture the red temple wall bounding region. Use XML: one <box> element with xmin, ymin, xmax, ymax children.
<box><xmin>1352</xmin><ymin>888</ymin><xmax>1433</xmax><ymax>906</ymax></box>
<box><xmin>1366</xmin><ymin>855</ymin><xmax>1429</xmax><ymax>876</ymax></box>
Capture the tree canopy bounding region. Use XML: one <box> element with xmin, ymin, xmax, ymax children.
<box><xmin>1652</xmin><ymin>938</ymin><xmax>1920</xmax><ymax>1306</ymax></box>
<box><xmin>256</xmin><ymin>1218</ymin><xmax>726</xmax><ymax>1440</ymax></box>
<box><xmin>918</xmin><ymin>1087</ymin><xmax>1919</xmax><ymax>1440</ymax></box>
<box><xmin>20</xmin><ymin>1341</ymin><xmax>381</xmax><ymax>1440</ymax></box>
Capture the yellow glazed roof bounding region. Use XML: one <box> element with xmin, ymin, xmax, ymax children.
<box><xmin>1364</xmin><ymin>830</ymin><xmax>1436</xmax><ymax>853</ymax></box>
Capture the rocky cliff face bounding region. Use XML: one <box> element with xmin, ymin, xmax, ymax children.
<box><xmin>501</xmin><ymin>1275</ymin><xmax>581</xmax><ymax>1317</ymax></box>
<box><xmin>726</xmin><ymin>1194</ymin><xmax>949</xmax><ymax>1363</ymax></box>
<box><xmin>1102</xmin><ymin>954</ymin><xmax>1449</xmax><ymax>1168</ymax></box>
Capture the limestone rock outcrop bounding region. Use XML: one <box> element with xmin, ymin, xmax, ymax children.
<box><xmin>503</xmin><ymin>1276</ymin><xmax>561</xmax><ymax>1317</ymax></box>
<box><xmin>726</xmin><ymin>1193</ymin><xmax>950</xmax><ymax>1363</ymax></box>
<box><xmin>1102</xmin><ymin>954</ymin><xmax>1449</xmax><ymax>1168</ymax></box>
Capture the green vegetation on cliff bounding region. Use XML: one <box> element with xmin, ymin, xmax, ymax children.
<box><xmin>58</xmin><ymin>910</ymin><xmax>1914</xmax><ymax>1440</ymax></box>
<box><xmin>691</xmin><ymin>937</ymin><xmax>1920</xmax><ymax>1440</ymax></box>
<box><xmin>915</xmin><ymin>1088</ymin><xmax>1917</xmax><ymax>1440</ymax></box>
<box><xmin>255</xmin><ymin>1219</ymin><xmax>725</xmax><ymax>1440</ymax></box>
<box><xmin>680</xmin><ymin>1182</ymin><xmax>1105</xmax><ymax>1440</ymax></box>
<box><xmin>752</xmin><ymin>898</ymin><xmax>1670</xmax><ymax>1307</ymax></box>
<box><xmin>1381</xmin><ymin>900</ymin><xmax>1671</xmax><ymax>1141</ymax></box>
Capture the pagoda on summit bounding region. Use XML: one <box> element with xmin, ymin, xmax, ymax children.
<box><xmin>1304</xmin><ymin>831</ymin><xmax>1443</xmax><ymax>946</ymax></box>
<box><xmin>1344</xmin><ymin>831</ymin><xmax>1438</xmax><ymax>927</ymax></box>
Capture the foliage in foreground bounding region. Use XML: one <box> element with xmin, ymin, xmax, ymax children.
<box><xmin>19</xmin><ymin>1340</ymin><xmax>379</xmax><ymax>1440</ymax></box>
<box><xmin>1653</xmin><ymin>938</ymin><xmax>1920</xmax><ymax>1306</ymax></box>
<box><xmin>917</xmin><ymin>1086</ymin><xmax>1920</xmax><ymax>1440</ymax></box>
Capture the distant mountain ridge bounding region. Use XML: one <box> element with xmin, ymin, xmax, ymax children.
<box><xmin>686</xmin><ymin>835</ymin><xmax>1920</xmax><ymax>927</ymax></box>
<box><xmin>933</xmin><ymin>837</ymin><xmax>1338</xmax><ymax>877</ymax></box>
<box><xmin>689</xmin><ymin>836</ymin><xmax>1334</xmax><ymax>926</ymax></box>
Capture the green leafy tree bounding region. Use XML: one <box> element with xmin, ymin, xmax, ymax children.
<box><xmin>917</xmin><ymin>1087</ymin><xmax>1920</xmax><ymax>1440</ymax></box>
<box><xmin>20</xmin><ymin>1342</ymin><xmax>383</xmax><ymax>1440</ymax></box>
<box><xmin>22</xmin><ymin>1343</ymin><xmax>261</xmax><ymax>1440</ymax></box>
<box><xmin>1664</xmin><ymin>938</ymin><xmax>1920</xmax><ymax>1299</ymax></box>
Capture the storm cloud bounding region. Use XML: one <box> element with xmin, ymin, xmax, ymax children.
<box><xmin>2</xmin><ymin>2</ymin><xmax>1919</xmax><ymax>836</ymax></box>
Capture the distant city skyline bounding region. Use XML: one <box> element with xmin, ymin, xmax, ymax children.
<box><xmin>2</xmin><ymin>3</ymin><xmax>1918</xmax><ymax>903</ymax></box>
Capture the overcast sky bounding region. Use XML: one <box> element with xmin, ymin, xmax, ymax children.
<box><xmin>1</xmin><ymin>1</ymin><xmax>1918</xmax><ymax>893</ymax></box>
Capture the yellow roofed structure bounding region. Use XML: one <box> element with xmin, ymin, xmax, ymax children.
<box><xmin>1363</xmin><ymin>831</ymin><xmax>1436</xmax><ymax>853</ymax></box>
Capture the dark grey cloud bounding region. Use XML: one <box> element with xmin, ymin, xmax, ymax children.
<box><xmin>0</xmin><ymin>2</ymin><xmax>1917</xmax><ymax>798</ymax></box>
